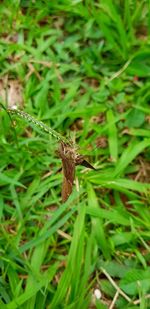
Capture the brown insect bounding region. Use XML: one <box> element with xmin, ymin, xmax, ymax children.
<box><xmin>0</xmin><ymin>106</ymin><xmax>95</xmax><ymax>202</ymax></box>
<box><xmin>58</xmin><ymin>142</ymin><xmax>95</xmax><ymax>202</ymax></box>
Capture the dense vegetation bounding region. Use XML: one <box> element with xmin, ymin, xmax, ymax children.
<box><xmin>0</xmin><ymin>1</ymin><xmax>150</xmax><ymax>308</ymax></box>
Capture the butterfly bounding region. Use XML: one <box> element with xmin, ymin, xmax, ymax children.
<box><xmin>58</xmin><ymin>142</ymin><xmax>95</xmax><ymax>202</ymax></box>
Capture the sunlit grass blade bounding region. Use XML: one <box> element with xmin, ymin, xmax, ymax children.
<box><xmin>86</xmin><ymin>206</ymin><xmax>129</xmax><ymax>226</ymax></box>
<box><xmin>87</xmin><ymin>183</ymin><xmax>110</xmax><ymax>259</ymax></box>
<box><xmin>49</xmin><ymin>204</ymin><xmax>86</xmax><ymax>308</ymax></box>
<box><xmin>88</xmin><ymin>175</ymin><xmax>150</xmax><ymax>194</ymax></box>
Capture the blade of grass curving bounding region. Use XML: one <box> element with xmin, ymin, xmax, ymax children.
<box><xmin>128</xmin><ymin>128</ymin><xmax>150</xmax><ymax>137</ymax></box>
<box><xmin>6</xmin><ymin>264</ymin><xmax>58</xmax><ymax>309</ymax></box>
<box><xmin>0</xmin><ymin>171</ymin><xmax>25</xmax><ymax>188</ymax></box>
<box><xmin>19</xmin><ymin>202</ymin><xmax>77</xmax><ymax>253</ymax></box>
<box><xmin>86</xmin><ymin>207</ymin><xmax>130</xmax><ymax>226</ymax></box>
<box><xmin>88</xmin><ymin>175</ymin><xmax>150</xmax><ymax>194</ymax></box>
<box><xmin>114</xmin><ymin>139</ymin><xmax>150</xmax><ymax>177</ymax></box>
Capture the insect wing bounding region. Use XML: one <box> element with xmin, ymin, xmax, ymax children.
<box><xmin>61</xmin><ymin>156</ymin><xmax>75</xmax><ymax>202</ymax></box>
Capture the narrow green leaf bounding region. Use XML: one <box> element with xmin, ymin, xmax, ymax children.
<box><xmin>49</xmin><ymin>205</ymin><xmax>86</xmax><ymax>309</ymax></box>
<box><xmin>0</xmin><ymin>172</ymin><xmax>25</xmax><ymax>188</ymax></box>
<box><xmin>87</xmin><ymin>183</ymin><xmax>110</xmax><ymax>259</ymax></box>
<box><xmin>114</xmin><ymin>139</ymin><xmax>150</xmax><ymax>176</ymax></box>
<box><xmin>106</xmin><ymin>109</ymin><xmax>118</xmax><ymax>162</ymax></box>
<box><xmin>6</xmin><ymin>265</ymin><xmax>58</xmax><ymax>309</ymax></box>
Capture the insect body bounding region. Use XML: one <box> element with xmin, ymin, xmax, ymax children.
<box><xmin>58</xmin><ymin>143</ymin><xmax>76</xmax><ymax>202</ymax></box>
<box><xmin>58</xmin><ymin>142</ymin><xmax>95</xmax><ymax>202</ymax></box>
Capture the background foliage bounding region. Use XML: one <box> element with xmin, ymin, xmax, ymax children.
<box><xmin>0</xmin><ymin>1</ymin><xmax>150</xmax><ymax>308</ymax></box>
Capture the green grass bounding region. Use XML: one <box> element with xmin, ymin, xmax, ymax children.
<box><xmin>0</xmin><ymin>1</ymin><xmax>150</xmax><ymax>308</ymax></box>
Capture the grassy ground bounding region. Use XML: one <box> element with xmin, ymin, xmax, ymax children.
<box><xmin>0</xmin><ymin>1</ymin><xmax>150</xmax><ymax>308</ymax></box>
